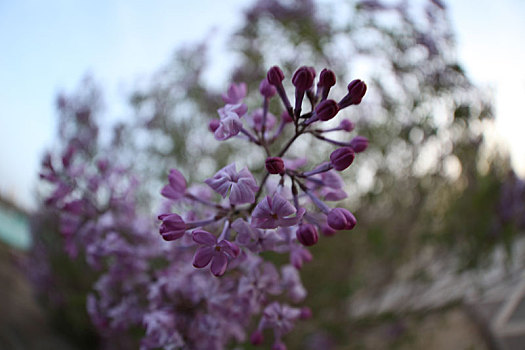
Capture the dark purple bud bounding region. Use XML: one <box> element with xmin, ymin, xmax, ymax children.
<box><xmin>158</xmin><ymin>213</ymin><xmax>187</xmax><ymax>241</ymax></box>
<box><xmin>267</xmin><ymin>66</ymin><xmax>285</xmax><ymax>86</ymax></box>
<box><xmin>338</xmin><ymin>79</ymin><xmax>367</xmax><ymax>108</ymax></box>
<box><xmin>349</xmin><ymin>136</ymin><xmax>369</xmax><ymax>153</ymax></box>
<box><xmin>316</xmin><ymin>99</ymin><xmax>339</xmax><ymax>121</ymax></box>
<box><xmin>265</xmin><ymin>157</ymin><xmax>285</xmax><ymax>175</ymax></box>
<box><xmin>250</xmin><ymin>330</ymin><xmax>264</xmax><ymax>345</ymax></box>
<box><xmin>327</xmin><ymin>208</ymin><xmax>356</xmax><ymax>230</ymax></box>
<box><xmin>296</xmin><ymin>223</ymin><xmax>319</xmax><ymax>246</ymax></box>
<box><xmin>339</xmin><ymin>119</ymin><xmax>355</xmax><ymax>132</ymax></box>
<box><xmin>209</xmin><ymin>119</ymin><xmax>220</xmax><ymax>132</ymax></box>
<box><xmin>292</xmin><ymin>66</ymin><xmax>315</xmax><ymax>92</ymax></box>
<box><xmin>330</xmin><ymin>147</ymin><xmax>355</xmax><ymax>171</ymax></box>
<box><xmin>259</xmin><ymin>78</ymin><xmax>277</xmax><ymax>98</ymax></box>
<box><xmin>300</xmin><ymin>307</ymin><xmax>313</xmax><ymax>319</ymax></box>
<box><xmin>318</xmin><ymin>68</ymin><xmax>336</xmax><ymax>88</ymax></box>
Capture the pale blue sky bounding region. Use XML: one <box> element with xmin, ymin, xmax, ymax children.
<box><xmin>1</xmin><ymin>0</ymin><xmax>524</xmax><ymax>210</ymax></box>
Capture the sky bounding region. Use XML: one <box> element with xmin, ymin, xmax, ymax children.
<box><xmin>0</xmin><ymin>0</ymin><xmax>524</xmax><ymax>210</ymax></box>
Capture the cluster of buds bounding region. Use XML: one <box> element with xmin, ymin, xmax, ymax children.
<box><xmin>159</xmin><ymin>65</ymin><xmax>367</xmax><ymax>348</ymax></box>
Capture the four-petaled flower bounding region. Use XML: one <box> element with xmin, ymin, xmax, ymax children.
<box><xmin>205</xmin><ymin>163</ymin><xmax>259</xmax><ymax>204</ymax></box>
<box><xmin>192</xmin><ymin>230</ymin><xmax>240</xmax><ymax>276</ymax></box>
<box><xmin>214</xmin><ymin>103</ymin><xmax>247</xmax><ymax>141</ymax></box>
<box><xmin>251</xmin><ymin>193</ymin><xmax>305</xmax><ymax>229</ymax></box>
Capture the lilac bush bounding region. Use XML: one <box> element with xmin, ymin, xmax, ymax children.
<box><xmin>38</xmin><ymin>65</ymin><xmax>368</xmax><ymax>349</ymax></box>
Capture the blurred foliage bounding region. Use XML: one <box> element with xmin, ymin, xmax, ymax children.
<box><xmin>27</xmin><ymin>208</ymin><xmax>99</xmax><ymax>349</ymax></box>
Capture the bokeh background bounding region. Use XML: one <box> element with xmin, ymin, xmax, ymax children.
<box><xmin>1</xmin><ymin>0</ymin><xmax>524</xmax><ymax>349</ymax></box>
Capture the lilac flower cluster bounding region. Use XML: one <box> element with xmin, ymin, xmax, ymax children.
<box><xmin>158</xmin><ymin>65</ymin><xmax>368</xmax><ymax>348</ymax></box>
<box><xmin>38</xmin><ymin>65</ymin><xmax>367</xmax><ymax>349</ymax></box>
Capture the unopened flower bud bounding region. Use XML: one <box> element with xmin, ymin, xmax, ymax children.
<box><xmin>318</xmin><ymin>68</ymin><xmax>336</xmax><ymax>88</ymax></box>
<box><xmin>339</xmin><ymin>119</ymin><xmax>355</xmax><ymax>132</ymax></box>
<box><xmin>316</xmin><ymin>99</ymin><xmax>339</xmax><ymax>121</ymax></box>
<box><xmin>330</xmin><ymin>147</ymin><xmax>355</xmax><ymax>171</ymax></box>
<box><xmin>267</xmin><ymin>66</ymin><xmax>285</xmax><ymax>86</ymax></box>
<box><xmin>259</xmin><ymin>78</ymin><xmax>277</xmax><ymax>98</ymax></box>
<box><xmin>209</xmin><ymin>119</ymin><xmax>220</xmax><ymax>132</ymax></box>
<box><xmin>296</xmin><ymin>223</ymin><xmax>319</xmax><ymax>246</ymax></box>
<box><xmin>300</xmin><ymin>307</ymin><xmax>313</xmax><ymax>319</ymax></box>
<box><xmin>158</xmin><ymin>213</ymin><xmax>187</xmax><ymax>241</ymax></box>
<box><xmin>327</xmin><ymin>208</ymin><xmax>356</xmax><ymax>230</ymax></box>
<box><xmin>349</xmin><ymin>136</ymin><xmax>369</xmax><ymax>153</ymax></box>
<box><xmin>338</xmin><ymin>79</ymin><xmax>367</xmax><ymax>108</ymax></box>
<box><xmin>292</xmin><ymin>66</ymin><xmax>315</xmax><ymax>92</ymax></box>
<box><xmin>250</xmin><ymin>330</ymin><xmax>264</xmax><ymax>345</ymax></box>
<box><xmin>265</xmin><ymin>157</ymin><xmax>285</xmax><ymax>175</ymax></box>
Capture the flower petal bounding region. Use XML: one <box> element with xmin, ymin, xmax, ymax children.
<box><xmin>204</xmin><ymin>175</ymin><xmax>231</xmax><ymax>198</ymax></box>
<box><xmin>193</xmin><ymin>246</ymin><xmax>214</xmax><ymax>268</ymax></box>
<box><xmin>192</xmin><ymin>230</ymin><xmax>217</xmax><ymax>246</ymax></box>
<box><xmin>210</xmin><ymin>253</ymin><xmax>228</xmax><ymax>276</ymax></box>
<box><xmin>218</xmin><ymin>240</ymin><xmax>240</xmax><ymax>258</ymax></box>
<box><xmin>271</xmin><ymin>193</ymin><xmax>296</xmax><ymax>218</ymax></box>
<box><xmin>252</xmin><ymin>196</ymin><xmax>273</xmax><ymax>219</ymax></box>
<box><xmin>229</xmin><ymin>181</ymin><xmax>256</xmax><ymax>204</ymax></box>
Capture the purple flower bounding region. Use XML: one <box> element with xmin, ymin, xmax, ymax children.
<box><xmin>262</xmin><ymin>302</ymin><xmax>301</xmax><ymax>336</ymax></box>
<box><xmin>214</xmin><ymin>103</ymin><xmax>247</xmax><ymax>140</ymax></box>
<box><xmin>158</xmin><ymin>213</ymin><xmax>186</xmax><ymax>241</ymax></box>
<box><xmin>205</xmin><ymin>163</ymin><xmax>259</xmax><ymax>204</ymax></box>
<box><xmin>252</xmin><ymin>193</ymin><xmax>305</xmax><ymax>229</ymax></box>
<box><xmin>161</xmin><ymin>169</ymin><xmax>187</xmax><ymax>200</ymax></box>
<box><xmin>318</xmin><ymin>171</ymin><xmax>347</xmax><ymax>201</ymax></box>
<box><xmin>192</xmin><ymin>230</ymin><xmax>240</xmax><ymax>276</ymax></box>
<box><xmin>222</xmin><ymin>82</ymin><xmax>247</xmax><ymax>104</ymax></box>
<box><xmin>290</xmin><ymin>244</ymin><xmax>312</xmax><ymax>269</ymax></box>
<box><xmin>142</xmin><ymin>310</ymin><xmax>183</xmax><ymax>349</ymax></box>
<box><xmin>248</xmin><ymin>108</ymin><xmax>276</xmax><ymax>132</ymax></box>
<box><xmin>281</xmin><ymin>265</ymin><xmax>306</xmax><ymax>302</ymax></box>
<box><xmin>233</xmin><ymin>218</ymin><xmax>282</xmax><ymax>252</ymax></box>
